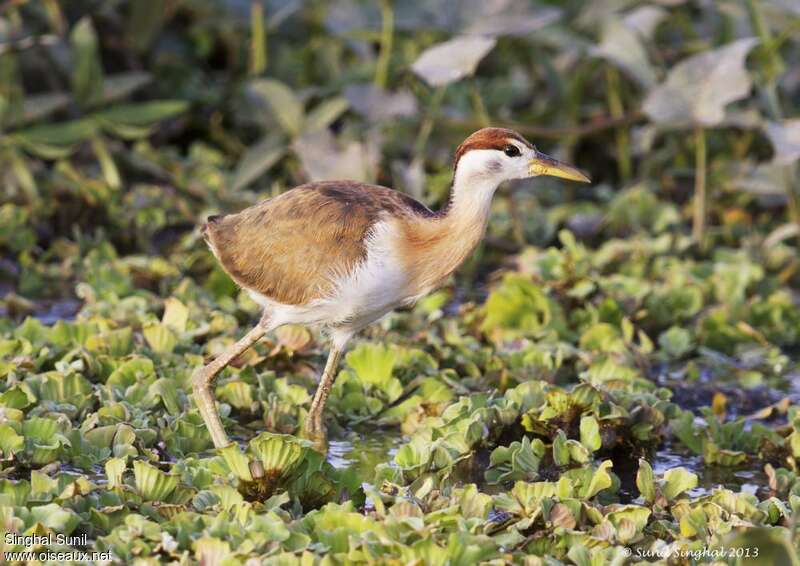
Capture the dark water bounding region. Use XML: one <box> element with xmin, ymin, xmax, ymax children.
<box><xmin>0</xmin><ymin>298</ymin><xmax>82</xmax><ymax>324</ymax></box>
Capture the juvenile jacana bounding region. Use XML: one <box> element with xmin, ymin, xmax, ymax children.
<box><xmin>195</xmin><ymin>127</ymin><xmax>589</xmax><ymax>449</ymax></box>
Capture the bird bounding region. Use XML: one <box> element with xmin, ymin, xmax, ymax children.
<box><xmin>194</xmin><ymin>127</ymin><xmax>589</xmax><ymax>451</ymax></box>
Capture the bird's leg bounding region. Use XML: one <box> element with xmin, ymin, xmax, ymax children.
<box><xmin>192</xmin><ymin>313</ymin><xmax>271</xmax><ymax>449</ymax></box>
<box><xmin>304</xmin><ymin>342</ymin><xmax>345</xmax><ymax>442</ymax></box>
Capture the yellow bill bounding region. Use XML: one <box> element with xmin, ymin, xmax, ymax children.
<box><xmin>528</xmin><ymin>151</ymin><xmax>590</xmax><ymax>183</ymax></box>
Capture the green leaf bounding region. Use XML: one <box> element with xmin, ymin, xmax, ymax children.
<box><xmin>220</xmin><ymin>444</ymin><xmax>253</xmax><ymax>482</ymax></box>
<box><xmin>606</xmin><ymin>505</ymin><xmax>651</xmax><ymax>532</ymax></box>
<box><xmin>344</xmin><ymin>343</ymin><xmax>399</xmax><ymax>388</ymax></box>
<box><xmin>662</xmin><ymin>467</ymin><xmax>698</xmax><ymax>501</ymax></box>
<box><xmin>231</xmin><ymin>135</ymin><xmax>286</xmax><ymax>191</ymax></box>
<box><xmin>0</xmin><ymin>478</ymin><xmax>31</xmax><ymax>506</ymax></box>
<box><xmin>636</xmin><ymin>458</ymin><xmax>655</xmax><ymax>504</ymax></box>
<box><xmin>126</xmin><ymin>0</ymin><xmax>167</xmax><ymax>52</ymax></box>
<box><xmin>143</xmin><ymin>322</ymin><xmax>177</xmax><ymax>353</ymax></box>
<box><xmin>217</xmin><ymin>381</ymin><xmax>254</xmax><ymax>411</ymax></box>
<box><xmin>11</xmin><ymin>92</ymin><xmax>72</xmax><ymax>128</ymax></box>
<box><xmin>579</xmin><ymin>416</ymin><xmax>601</xmax><ymax>452</ymax></box>
<box><xmin>553</xmin><ymin>430</ymin><xmax>570</xmax><ymax>467</ymax></box>
<box><xmin>133</xmin><ymin>460</ymin><xmax>178</xmax><ymax>501</ymax></box>
<box><xmin>162</xmin><ymin>297</ymin><xmax>189</xmax><ymax>333</ymax></box>
<box><xmin>70</xmin><ymin>17</ymin><xmax>104</xmax><ymax>107</ymax></box>
<box><xmin>29</xmin><ymin>503</ymin><xmax>81</xmax><ymax>534</ymax></box>
<box><xmin>481</xmin><ymin>274</ymin><xmax>559</xmax><ymax>336</ymax></box>
<box><xmin>91</xmin><ymin>137</ymin><xmax>121</xmax><ymax>189</ymax></box>
<box><xmin>580</xmin><ymin>460</ymin><xmax>614</xmax><ymax>499</ymax></box>
<box><xmin>101</xmin><ymin>72</ymin><xmax>152</xmax><ymax>103</ymax></box>
<box><xmin>94</xmin><ymin>101</ymin><xmax>188</xmax><ymax>139</ymax></box>
<box><xmin>95</xmin><ymin>100</ymin><xmax>189</xmax><ymax>128</ymax></box>
<box><xmin>723</xmin><ymin>527</ymin><xmax>800</xmax><ymax>566</ymax></box>
<box><xmin>567</xmin><ymin>544</ymin><xmax>591</xmax><ymax>566</ymax></box>
<box><xmin>13</xmin><ymin>119</ymin><xmax>97</xmax><ymax>159</ymax></box>
<box><xmin>304</xmin><ymin>97</ymin><xmax>349</xmax><ymax>132</ymax></box>
<box><xmin>149</xmin><ymin>378</ymin><xmax>181</xmax><ymax>415</ymax></box>
<box><xmin>249</xmin><ymin>433</ymin><xmax>309</xmax><ymax>485</ymax></box>
<box><xmin>658</xmin><ymin>326</ymin><xmax>693</xmax><ymax>358</ymax></box>
<box><xmin>105</xmin><ymin>457</ymin><xmax>126</xmax><ymax>489</ymax></box>
<box><xmin>248</xmin><ymin>1</ymin><xmax>267</xmax><ymax>75</ymax></box>
<box><xmin>248</xmin><ymin>79</ymin><xmax>304</xmax><ymax>136</ymax></box>
<box><xmin>0</xmin><ymin>424</ymin><xmax>24</xmax><ymax>456</ymax></box>
<box><xmin>107</xmin><ymin>357</ymin><xmax>156</xmax><ymax>390</ymax></box>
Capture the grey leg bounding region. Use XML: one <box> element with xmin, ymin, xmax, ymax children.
<box><xmin>305</xmin><ymin>342</ymin><xmax>345</xmax><ymax>437</ymax></box>
<box><xmin>192</xmin><ymin>313</ymin><xmax>271</xmax><ymax>449</ymax></box>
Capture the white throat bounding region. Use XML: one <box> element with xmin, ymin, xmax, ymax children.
<box><xmin>447</xmin><ymin>149</ymin><xmax>506</xmax><ymax>224</ymax></box>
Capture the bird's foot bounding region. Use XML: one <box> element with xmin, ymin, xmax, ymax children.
<box><xmin>302</xmin><ymin>415</ymin><xmax>328</xmax><ymax>451</ymax></box>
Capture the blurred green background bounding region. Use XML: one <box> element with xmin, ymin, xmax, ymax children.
<box><xmin>2</xmin><ymin>0</ymin><xmax>798</xmax><ymax>310</ymax></box>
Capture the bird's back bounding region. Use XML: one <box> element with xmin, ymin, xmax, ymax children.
<box><xmin>202</xmin><ymin>181</ymin><xmax>435</xmax><ymax>306</ymax></box>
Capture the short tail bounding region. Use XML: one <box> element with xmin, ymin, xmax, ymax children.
<box><xmin>201</xmin><ymin>214</ymin><xmax>224</xmax><ymax>240</ymax></box>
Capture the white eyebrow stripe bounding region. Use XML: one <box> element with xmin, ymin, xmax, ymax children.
<box><xmin>504</xmin><ymin>139</ymin><xmax>528</xmax><ymax>153</ymax></box>
<box><xmin>508</xmin><ymin>137</ymin><xmax>531</xmax><ymax>147</ymax></box>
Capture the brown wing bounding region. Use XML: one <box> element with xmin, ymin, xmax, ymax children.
<box><xmin>202</xmin><ymin>181</ymin><xmax>435</xmax><ymax>305</ymax></box>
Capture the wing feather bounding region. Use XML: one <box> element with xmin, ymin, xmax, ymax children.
<box><xmin>203</xmin><ymin>181</ymin><xmax>434</xmax><ymax>305</ymax></box>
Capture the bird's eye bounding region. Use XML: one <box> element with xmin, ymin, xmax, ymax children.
<box><xmin>503</xmin><ymin>145</ymin><xmax>521</xmax><ymax>157</ymax></box>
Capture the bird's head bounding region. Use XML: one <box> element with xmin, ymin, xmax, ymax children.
<box><xmin>453</xmin><ymin>127</ymin><xmax>590</xmax><ymax>186</ymax></box>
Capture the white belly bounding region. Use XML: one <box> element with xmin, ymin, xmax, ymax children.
<box><xmin>248</xmin><ymin>220</ymin><xmax>412</xmax><ymax>335</ymax></box>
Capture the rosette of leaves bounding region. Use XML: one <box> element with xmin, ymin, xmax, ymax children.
<box><xmin>101</xmin><ymin>357</ymin><xmax>158</xmax><ymax>404</ymax></box>
<box><xmin>301</xmin><ymin>502</ymin><xmax>388</xmax><ymax>557</ymax></box>
<box><xmin>24</xmin><ymin>370</ymin><xmax>94</xmax><ymax>417</ymax></box>
<box><xmin>522</xmin><ymin>383</ymin><xmax>671</xmax><ymax>461</ymax></box>
<box><xmin>480</xmin><ymin>273</ymin><xmax>567</xmax><ymax>341</ymax></box>
<box><xmin>580</xmin><ymin>356</ymin><xmax>656</xmax><ymax>392</ymax></box>
<box><xmin>219</xmin><ymin>432</ymin><xmax>347</xmax><ymax>507</ymax></box>
<box><xmin>21</xmin><ymin>416</ymin><xmax>71</xmax><ymax>466</ymax></box>
<box><xmin>162</xmin><ymin>413</ymin><xmax>214</xmax><ymax>457</ymax></box>
<box><xmin>330</xmin><ymin>343</ymin><xmax>404</xmax><ymax>422</ymax></box>
<box><xmin>520</xmin><ymin>385</ymin><xmax>599</xmax><ymax>439</ymax></box>
<box><xmin>746</xmin><ymin>290</ymin><xmax>800</xmax><ymax>347</ymax></box>
<box><xmin>95</xmin><ymin>514</ymin><xmax>166</xmax><ymax>562</ymax></box>
<box><xmin>0</xmin><ymin>381</ymin><xmax>36</xmax><ymax>414</ymax></box>
<box><xmin>259</xmin><ymin>376</ymin><xmax>311</xmax><ymax>434</ymax></box>
<box><xmin>381</xmin><ymin>378</ymin><xmax>454</xmax><ymax>432</ymax></box>
<box><xmin>492</xmin><ymin>461</ymin><xmax>617</xmax><ymax>533</ymax></box>
<box><xmin>607</xmin><ymin>388</ymin><xmax>676</xmax><ymax>444</ymax></box>
<box><xmin>754</xmin><ymin>405</ymin><xmax>800</xmax><ymax>470</ymax></box>
<box><xmin>671</xmin><ymin>408</ymin><xmax>779</xmax><ymax>466</ymax></box>
<box><xmin>635</xmin><ymin>459</ymin><xmax>698</xmax><ymax>508</ymax></box>
<box><xmin>485</xmin><ymin>436</ymin><xmax>545</xmax><ymax>484</ymax></box>
<box><xmin>392</xmin><ymin>394</ymin><xmax>520</xmax><ymax>483</ymax></box>
<box><xmin>670</xmin><ymin>487</ymin><xmax>791</xmax><ymax>546</ymax></box>
<box><xmin>0</xmin><ymin>416</ymin><xmax>24</xmax><ymax>457</ymax></box>
<box><xmin>0</xmin><ymin>503</ymin><xmax>81</xmax><ymax>548</ymax></box>
<box><xmin>131</xmin><ymin>460</ymin><xmax>194</xmax><ymax>515</ymax></box>
<box><xmin>83</xmin><ymin>423</ymin><xmax>139</xmax><ymax>462</ymax></box>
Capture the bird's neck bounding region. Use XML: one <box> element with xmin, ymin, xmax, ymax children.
<box><xmin>439</xmin><ymin>169</ymin><xmax>498</xmax><ymax>228</ymax></box>
<box><xmin>397</xmin><ymin>172</ymin><xmax>498</xmax><ymax>295</ymax></box>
